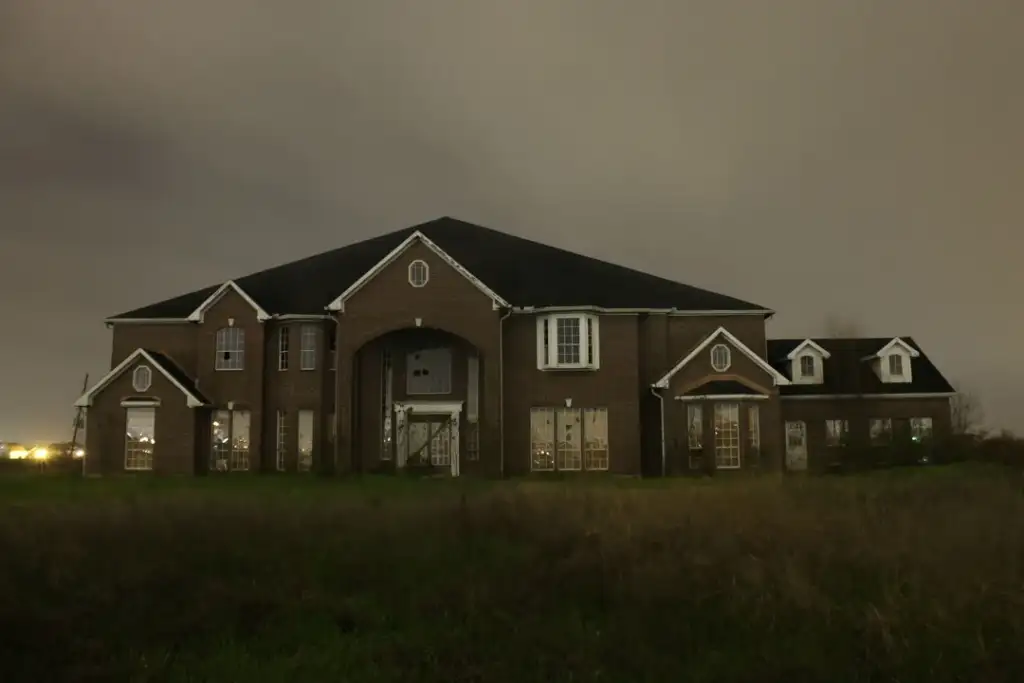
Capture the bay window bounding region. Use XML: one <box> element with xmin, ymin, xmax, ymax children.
<box><xmin>536</xmin><ymin>313</ymin><xmax>600</xmax><ymax>370</ymax></box>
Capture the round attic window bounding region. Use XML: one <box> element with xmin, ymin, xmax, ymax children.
<box><xmin>132</xmin><ymin>365</ymin><xmax>153</xmax><ymax>392</ymax></box>
<box><xmin>408</xmin><ymin>259</ymin><xmax>429</xmax><ymax>288</ymax></box>
<box><xmin>710</xmin><ymin>344</ymin><xmax>732</xmax><ymax>372</ymax></box>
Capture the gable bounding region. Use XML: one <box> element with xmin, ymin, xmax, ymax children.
<box><xmin>188</xmin><ymin>281</ymin><xmax>269</xmax><ymax>322</ymax></box>
<box><xmin>654</xmin><ymin>326</ymin><xmax>790</xmax><ymax>389</ymax></box>
<box><xmin>75</xmin><ymin>349</ymin><xmax>208</xmax><ymax>408</ymax></box>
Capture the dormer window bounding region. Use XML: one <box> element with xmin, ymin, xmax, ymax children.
<box><xmin>785</xmin><ymin>339</ymin><xmax>830</xmax><ymax>385</ymax></box>
<box><xmin>799</xmin><ymin>355</ymin><xmax>816</xmax><ymax>378</ymax></box>
<box><xmin>536</xmin><ymin>314</ymin><xmax>600</xmax><ymax>370</ymax></box>
<box><xmin>888</xmin><ymin>354</ymin><xmax>903</xmax><ymax>376</ymax></box>
<box><xmin>870</xmin><ymin>337</ymin><xmax>918</xmax><ymax>384</ymax></box>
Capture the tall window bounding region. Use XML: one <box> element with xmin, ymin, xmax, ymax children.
<box><xmin>555</xmin><ymin>318</ymin><xmax>581</xmax><ymax>365</ymax></box>
<box><xmin>211</xmin><ymin>410</ymin><xmax>250</xmax><ymax>471</ymax></box>
<box><xmin>278</xmin><ymin>327</ymin><xmax>290</xmax><ymax>370</ymax></box>
<box><xmin>530</xmin><ymin>407</ymin><xmax>609</xmax><ymax>472</ymax></box>
<box><xmin>215</xmin><ymin>327</ymin><xmax>245</xmax><ymax>370</ymax></box>
<box><xmin>276</xmin><ymin>411</ymin><xmax>288</xmax><ymax>471</ymax></box>
<box><xmin>713</xmin><ymin>403</ymin><xmax>740</xmax><ymax>469</ymax></box>
<box><xmin>888</xmin><ymin>355</ymin><xmax>904</xmax><ymax>376</ymax></box>
<box><xmin>298</xmin><ymin>410</ymin><xmax>314</xmax><ymax>472</ymax></box>
<box><xmin>747</xmin><ymin>405</ymin><xmax>760</xmax><ymax>452</ymax></box>
<box><xmin>799</xmin><ymin>356</ymin><xmax>815</xmax><ymax>377</ymax></box>
<box><xmin>825</xmin><ymin>419</ymin><xmax>849</xmax><ymax>447</ymax></box>
<box><xmin>124</xmin><ymin>407</ymin><xmax>155</xmax><ymax>471</ymax></box>
<box><xmin>300</xmin><ymin>325</ymin><xmax>317</xmax><ymax>371</ymax></box>
<box><xmin>328</xmin><ymin>326</ymin><xmax>337</xmax><ymax>370</ymax></box>
<box><xmin>869</xmin><ymin>418</ymin><xmax>892</xmax><ymax>446</ymax></box>
<box><xmin>231</xmin><ymin>411</ymin><xmax>251</xmax><ymax>471</ymax></box>
<box><xmin>910</xmin><ymin>417</ymin><xmax>933</xmax><ymax>442</ymax></box>
<box><xmin>687</xmin><ymin>404</ymin><xmax>703</xmax><ymax>470</ymax></box>
<box><xmin>380</xmin><ymin>350</ymin><xmax>393</xmax><ymax>460</ymax></box>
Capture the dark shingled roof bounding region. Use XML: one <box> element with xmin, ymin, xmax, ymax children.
<box><xmin>682</xmin><ymin>380</ymin><xmax>766</xmax><ymax>396</ymax></box>
<box><xmin>110</xmin><ymin>217</ymin><xmax>768</xmax><ymax>319</ymax></box>
<box><xmin>144</xmin><ymin>349</ymin><xmax>210</xmax><ymax>405</ymax></box>
<box><xmin>766</xmin><ymin>338</ymin><xmax>955</xmax><ymax>396</ymax></box>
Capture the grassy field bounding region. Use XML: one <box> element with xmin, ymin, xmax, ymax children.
<box><xmin>1</xmin><ymin>466</ymin><xmax>1022</xmax><ymax>682</ymax></box>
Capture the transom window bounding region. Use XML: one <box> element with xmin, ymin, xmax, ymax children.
<box><xmin>710</xmin><ymin>344</ymin><xmax>731</xmax><ymax>373</ymax></box>
<box><xmin>888</xmin><ymin>354</ymin><xmax>904</xmax><ymax>376</ymax></box>
<box><xmin>713</xmin><ymin>403</ymin><xmax>740</xmax><ymax>468</ymax></box>
<box><xmin>215</xmin><ymin>327</ymin><xmax>245</xmax><ymax>370</ymax></box>
<box><xmin>536</xmin><ymin>314</ymin><xmax>600</xmax><ymax>370</ymax></box>
<box><xmin>408</xmin><ymin>259</ymin><xmax>429</xmax><ymax>287</ymax></box>
<box><xmin>131</xmin><ymin>365</ymin><xmax>152</xmax><ymax>392</ymax></box>
<box><xmin>300</xmin><ymin>325</ymin><xmax>317</xmax><ymax>370</ymax></box>
<box><xmin>799</xmin><ymin>355</ymin><xmax>816</xmax><ymax>377</ymax></box>
<box><xmin>530</xmin><ymin>406</ymin><xmax>609</xmax><ymax>472</ymax></box>
<box><xmin>125</xmin><ymin>407</ymin><xmax>155</xmax><ymax>471</ymax></box>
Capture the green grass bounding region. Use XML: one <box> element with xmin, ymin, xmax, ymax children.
<box><xmin>2</xmin><ymin>465</ymin><xmax>1022</xmax><ymax>682</ymax></box>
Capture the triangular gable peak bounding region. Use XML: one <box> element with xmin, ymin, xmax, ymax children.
<box><xmin>865</xmin><ymin>337</ymin><xmax>921</xmax><ymax>359</ymax></box>
<box><xmin>785</xmin><ymin>339</ymin><xmax>832</xmax><ymax>360</ymax></box>
<box><xmin>653</xmin><ymin>326</ymin><xmax>790</xmax><ymax>389</ymax></box>
<box><xmin>863</xmin><ymin>337</ymin><xmax>920</xmax><ymax>384</ymax></box>
<box><xmin>187</xmin><ymin>281</ymin><xmax>270</xmax><ymax>323</ymax></box>
<box><xmin>74</xmin><ymin>349</ymin><xmax>207</xmax><ymax>408</ymax></box>
<box><xmin>325</xmin><ymin>230</ymin><xmax>510</xmax><ymax>312</ymax></box>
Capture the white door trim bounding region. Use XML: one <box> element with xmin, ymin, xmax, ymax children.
<box><xmin>394</xmin><ymin>400</ymin><xmax>463</xmax><ymax>476</ymax></box>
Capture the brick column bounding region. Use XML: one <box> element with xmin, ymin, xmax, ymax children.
<box><xmin>334</xmin><ymin>341</ymin><xmax>356</xmax><ymax>474</ymax></box>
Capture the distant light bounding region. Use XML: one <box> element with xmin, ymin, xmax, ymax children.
<box><xmin>31</xmin><ymin>447</ymin><xmax>48</xmax><ymax>460</ymax></box>
<box><xmin>74</xmin><ymin>448</ymin><xmax>85</xmax><ymax>458</ymax></box>
<box><xmin>9</xmin><ymin>448</ymin><xmax>29</xmax><ymax>459</ymax></box>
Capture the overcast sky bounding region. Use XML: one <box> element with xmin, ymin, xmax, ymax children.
<box><xmin>1</xmin><ymin>0</ymin><xmax>1020</xmax><ymax>441</ymax></box>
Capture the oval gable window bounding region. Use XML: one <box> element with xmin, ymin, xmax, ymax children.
<box><xmin>710</xmin><ymin>344</ymin><xmax>731</xmax><ymax>372</ymax></box>
<box><xmin>132</xmin><ymin>365</ymin><xmax>152</xmax><ymax>392</ymax></box>
<box><xmin>408</xmin><ymin>259</ymin><xmax>429</xmax><ymax>288</ymax></box>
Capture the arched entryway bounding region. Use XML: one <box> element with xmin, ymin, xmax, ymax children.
<box><xmin>347</xmin><ymin>327</ymin><xmax>483</xmax><ymax>476</ymax></box>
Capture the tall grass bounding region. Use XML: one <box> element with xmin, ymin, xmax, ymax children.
<box><xmin>1</xmin><ymin>467</ymin><xmax>1022</xmax><ymax>681</ymax></box>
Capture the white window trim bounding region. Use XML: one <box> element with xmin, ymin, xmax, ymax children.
<box><xmin>408</xmin><ymin>259</ymin><xmax>429</xmax><ymax>287</ymax></box>
<box><xmin>529</xmin><ymin>406</ymin><xmax>609</xmax><ymax>473</ymax></box>
<box><xmin>131</xmin><ymin>365</ymin><xmax>152</xmax><ymax>392</ymax></box>
<box><xmin>710</xmin><ymin>344</ymin><xmax>732</xmax><ymax>372</ymax></box>
<box><xmin>124</xmin><ymin>406</ymin><xmax>156</xmax><ymax>471</ymax></box>
<box><xmin>713</xmin><ymin>403</ymin><xmax>741</xmax><ymax>469</ymax></box>
<box><xmin>299</xmin><ymin>324</ymin><xmax>317</xmax><ymax>371</ymax></box>
<box><xmin>275</xmin><ymin>410</ymin><xmax>287</xmax><ymax>471</ymax></box>
<box><xmin>535</xmin><ymin>313</ymin><xmax>600</xmax><ymax>371</ymax></box>
<box><xmin>278</xmin><ymin>327</ymin><xmax>289</xmax><ymax>371</ymax></box>
<box><xmin>214</xmin><ymin>327</ymin><xmax>245</xmax><ymax>371</ymax></box>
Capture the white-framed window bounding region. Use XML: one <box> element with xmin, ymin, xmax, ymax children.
<box><xmin>869</xmin><ymin>418</ymin><xmax>892</xmax><ymax>446</ymax></box>
<box><xmin>408</xmin><ymin>259</ymin><xmax>429</xmax><ymax>287</ymax></box>
<box><xmin>536</xmin><ymin>314</ymin><xmax>600</xmax><ymax>370</ymax></box>
<box><xmin>300</xmin><ymin>325</ymin><xmax>317</xmax><ymax>370</ymax></box>
<box><xmin>124</xmin><ymin>407</ymin><xmax>155</xmax><ymax>471</ymax></box>
<box><xmin>687</xmin><ymin>404</ymin><xmax>703</xmax><ymax>469</ymax></box>
<box><xmin>888</xmin><ymin>354</ymin><xmax>903</xmax><ymax>376</ymax></box>
<box><xmin>713</xmin><ymin>403</ymin><xmax>740</xmax><ymax>469</ymax></box>
<box><xmin>910</xmin><ymin>417</ymin><xmax>933</xmax><ymax>442</ymax></box>
<box><xmin>210</xmin><ymin>409</ymin><xmax>250</xmax><ymax>471</ymax></box>
<box><xmin>747</xmin><ymin>405</ymin><xmax>760</xmax><ymax>452</ymax></box>
<box><xmin>406</xmin><ymin>348</ymin><xmax>452</xmax><ymax>395</ymax></box>
<box><xmin>131</xmin><ymin>365</ymin><xmax>152</xmax><ymax>392</ymax></box>
<box><xmin>530</xmin><ymin>406</ymin><xmax>609</xmax><ymax>472</ymax></box>
<box><xmin>278</xmin><ymin>327</ymin><xmax>290</xmax><ymax>371</ymax></box>
<box><xmin>825</xmin><ymin>419</ymin><xmax>849</xmax><ymax>447</ymax></box>
<box><xmin>275</xmin><ymin>410</ymin><xmax>288</xmax><ymax>471</ymax></box>
<box><xmin>298</xmin><ymin>409</ymin><xmax>314</xmax><ymax>472</ymax></box>
<box><xmin>215</xmin><ymin>327</ymin><xmax>245</xmax><ymax>370</ymax></box>
<box><xmin>799</xmin><ymin>355</ymin><xmax>815</xmax><ymax>377</ymax></box>
<box><xmin>381</xmin><ymin>350</ymin><xmax>393</xmax><ymax>460</ymax></box>
<box><xmin>710</xmin><ymin>344</ymin><xmax>731</xmax><ymax>373</ymax></box>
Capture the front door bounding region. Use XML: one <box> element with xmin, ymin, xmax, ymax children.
<box><xmin>785</xmin><ymin>421</ymin><xmax>808</xmax><ymax>471</ymax></box>
<box><xmin>393</xmin><ymin>402</ymin><xmax>462</xmax><ymax>476</ymax></box>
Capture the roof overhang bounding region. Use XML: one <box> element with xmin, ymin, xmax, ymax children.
<box><xmin>325</xmin><ymin>231</ymin><xmax>510</xmax><ymax>313</ymax></box>
<box><xmin>781</xmin><ymin>392</ymin><xmax>955</xmax><ymax>400</ymax></box>
<box><xmin>863</xmin><ymin>337</ymin><xmax>920</xmax><ymax>360</ymax></box>
<box><xmin>675</xmin><ymin>394</ymin><xmax>770</xmax><ymax>401</ymax></box>
<box><xmin>187</xmin><ymin>281</ymin><xmax>270</xmax><ymax>323</ymax></box>
<box><xmin>74</xmin><ymin>349</ymin><xmax>207</xmax><ymax>408</ymax></box>
<box><xmin>785</xmin><ymin>339</ymin><xmax>832</xmax><ymax>360</ymax></box>
<box><xmin>653</xmin><ymin>326</ymin><xmax>791</xmax><ymax>389</ymax></box>
<box><xmin>512</xmin><ymin>306</ymin><xmax>774</xmax><ymax>316</ymax></box>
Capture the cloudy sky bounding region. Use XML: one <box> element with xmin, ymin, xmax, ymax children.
<box><xmin>0</xmin><ymin>0</ymin><xmax>1020</xmax><ymax>440</ymax></box>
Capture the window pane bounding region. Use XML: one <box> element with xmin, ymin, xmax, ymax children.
<box><xmin>230</xmin><ymin>410</ymin><xmax>251</xmax><ymax>471</ymax></box>
<box><xmin>300</xmin><ymin>325</ymin><xmax>317</xmax><ymax>370</ymax></box>
<box><xmin>687</xmin><ymin>405</ymin><xmax>703</xmax><ymax>449</ymax></box>
<box><xmin>870</xmin><ymin>418</ymin><xmax>892</xmax><ymax>445</ymax></box>
<box><xmin>555</xmin><ymin>318</ymin><xmax>581</xmax><ymax>365</ymax></box>
<box><xmin>889</xmin><ymin>355</ymin><xmax>903</xmax><ymax>375</ymax></box>
<box><xmin>406</xmin><ymin>348</ymin><xmax>452</xmax><ymax>395</ymax></box>
<box><xmin>276</xmin><ymin>411</ymin><xmax>288</xmax><ymax>471</ymax></box>
<box><xmin>800</xmin><ymin>356</ymin><xmax>815</xmax><ymax>376</ymax></box>
<box><xmin>278</xmin><ymin>327</ymin><xmax>289</xmax><ymax>370</ymax></box>
<box><xmin>583</xmin><ymin>407</ymin><xmax>609</xmax><ymax>471</ymax></box>
<box><xmin>747</xmin><ymin>405</ymin><xmax>760</xmax><ymax>450</ymax></box>
<box><xmin>713</xmin><ymin>403</ymin><xmax>740</xmax><ymax>469</ymax></box>
<box><xmin>911</xmin><ymin>417</ymin><xmax>933</xmax><ymax>441</ymax></box>
<box><xmin>215</xmin><ymin>327</ymin><xmax>245</xmax><ymax>370</ymax></box>
<box><xmin>556</xmin><ymin>407</ymin><xmax>582</xmax><ymax>471</ymax></box>
<box><xmin>381</xmin><ymin>350</ymin><xmax>393</xmax><ymax>460</ymax></box>
<box><xmin>125</xmin><ymin>407</ymin><xmax>155</xmax><ymax>470</ymax></box>
<box><xmin>825</xmin><ymin>419</ymin><xmax>849</xmax><ymax>447</ymax></box>
<box><xmin>429</xmin><ymin>421</ymin><xmax>452</xmax><ymax>467</ymax></box>
<box><xmin>211</xmin><ymin>410</ymin><xmax>231</xmax><ymax>471</ymax></box>
<box><xmin>530</xmin><ymin>408</ymin><xmax>555</xmax><ymax>471</ymax></box>
<box><xmin>298</xmin><ymin>410</ymin><xmax>314</xmax><ymax>472</ymax></box>
<box><xmin>466</xmin><ymin>354</ymin><xmax>479</xmax><ymax>423</ymax></box>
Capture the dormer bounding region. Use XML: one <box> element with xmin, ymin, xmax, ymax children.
<box><xmin>785</xmin><ymin>339</ymin><xmax>831</xmax><ymax>385</ymax></box>
<box><xmin>864</xmin><ymin>337</ymin><xmax>920</xmax><ymax>384</ymax></box>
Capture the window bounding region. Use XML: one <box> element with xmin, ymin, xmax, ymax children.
<box><xmin>275</xmin><ymin>411</ymin><xmax>288</xmax><ymax>471</ymax></box>
<box><xmin>298</xmin><ymin>410</ymin><xmax>314</xmax><ymax>472</ymax></box>
<box><xmin>215</xmin><ymin>327</ymin><xmax>245</xmax><ymax>370</ymax></box>
<box><xmin>825</xmin><ymin>419</ymin><xmax>849</xmax><ymax>447</ymax></box>
<box><xmin>278</xmin><ymin>327</ymin><xmax>289</xmax><ymax>370</ymax></box>
<box><xmin>869</xmin><ymin>418</ymin><xmax>892</xmax><ymax>446</ymax></box>
<box><xmin>465</xmin><ymin>423</ymin><xmax>479</xmax><ymax>461</ymax></box>
<box><xmin>408</xmin><ymin>259</ymin><xmax>429</xmax><ymax>287</ymax></box>
<box><xmin>710</xmin><ymin>344</ymin><xmax>731</xmax><ymax>373</ymax></box>
<box><xmin>910</xmin><ymin>417</ymin><xmax>933</xmax><ymax>442</ymax></box>
<box><xmin>328</xmin><ymin>326</ymin><xmax>337</xmax><ymax>370</ymax></box>
<box><xmin>124</xmin><ymin>407</ymin><xmax>155</xmax><ymax>470</ymax></box>
<box><xmin>131</xmin><ymin>365</ymin><xmax>152</xmax><ymax>392</ymax></box>
<box><xmin>799</xmin><ymin>356</ymin><xmax>815</xmax><ymax>377</ymax></box>
<box><xmin>210</xmin><ymin>410</ymin><xmax>250</xmax><ymax>471</ymax></box>
<box><xmin>300</xmin><ymin>325</ymin><xmax>317</xmax><ymax>371</ymax></box>
<box><xmin>381</xmin><ymin>350</ymin><xmax>393</xmax><ymax>460</ymax></box>
<box><xmin>687</xmin><ymin>405</ymin><xmax>703</xmax><ymax>470</ymax></box>
<box><xmin>888</xmin><ymin>355</ymin><xmax>903</xmax><ymax>376</ymax></box>
<box><xmin>713</xmin><ymin>403</ymin><xmax>740</xmax><ymax>469</ymax></box>
<box><xmin>466</xmin><ymin>354</ymin><xmax>479</xmax><ymax>423</ymax></box>
<box><xmin>406</xmin><ymin>348</ymin><xmax>452</xmax><ymax>395</ymax></box>
<box><xmin>747</xmin><ymin>405</ymin><xmax>760</xmax><ymax>452</ymax></box>
<box><xmin>530</xmin><ymin>406</ymin><xmax>609</xmax><ymax>472</ymax></box>
<box><xmin>536</xmin><ymin>314</ymin><xmax>600</xmax><ymax>370</ymax></box>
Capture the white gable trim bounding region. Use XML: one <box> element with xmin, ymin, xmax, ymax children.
<box><xmin>785</xmin><ymin>339</ymin><xmax>832</xmax><ymax>360</ymax></box>
<box><xmin>864</xmin><ymin>337</ymin><xmax>920</xmax><ymax>360</ymax></box>
<box><xmin>653</xmin><ymin>327</ymin><xmax>791</xmax><ymax>389</ymax></box>
<box><xmin>74</xmin><ymin>349</ymin><xmax>206</xmax><ymax>408</ymax></box>
<box><xmin>187</xmin><ymin>281</ymin><xmax>270</xmax><ymax>323</ymax></box>
<box><xmin>325</xmin><ymin>231</ymin><xmax>509</xmax><ymax>312</ymax></box>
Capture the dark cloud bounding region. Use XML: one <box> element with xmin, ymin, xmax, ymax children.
<box><xmin>1</xmin><ymin>0</ymin><xmax>1021</xmax><ymax>439</ymax></box>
